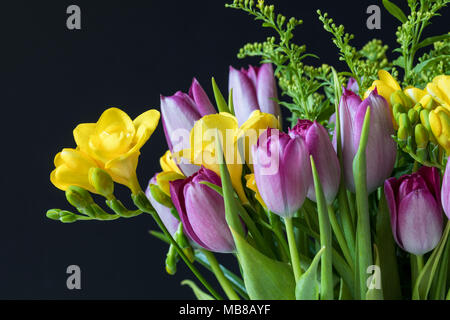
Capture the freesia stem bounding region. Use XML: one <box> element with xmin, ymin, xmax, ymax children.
<box><xmin>284</xmin><ymin>217</ymin><xmax>303</xmax><ymax>281</ymax></box>
<box><xmin>202</xmin><ymin>249</ymin><xmax>240</xmax><ymax>300</ymax></box>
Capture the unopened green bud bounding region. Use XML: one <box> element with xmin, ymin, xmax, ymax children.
<box><xmin>59</xmin><ymin>211</ymin><xmax>78</xmax><ymax>223</ymax></box>
<box><xmin>420</xmin><ymin>109</ymin><xmax>437</xmax><ymax>143</ymax></box>
<box><xmin>66</xmin><ymin>186</ymin><xmax>93</xmax><ymax>209</ymax></box>
<box><xmin>391</xmin><ymin>90</ymin><xmax>413</xmax><ymax>109</ymax></box>
<box><xmin>149</xmin><ymin>184</ymin><xmax>173</xmax><ymax>208</ymax></box>
<box><xmin>175</xmin><ymin>224</ymin><xmax>194</xmax><ymax>263</ymax></box>
<box><xmin>413</xmin><ymin>103</ymin><xmax>423</xmax><ymax>113</ymax></box>
<box><xmin>46</xmin><ymin>209</ymin><xmax>61</xmax><ymax>220</ymax></box>
<box><xmin>393</xmin><ymin>103</ymin><xmax>406</xmax><ymax>123</ymax></box>
<box><xmin>408</xmin><ymin>109</ymin><xmax>419</xmax><ymax>125</ymax></box>
<box><xmin>415</xmin><ymin>124</ymin><xmax>429</xmax><ymax>149</ymax></box>
<box><xmin>165</xmin><ymin>244</ymin><xmax>178</xmax><ymax>275</ymax></box>
<box><xmin>89</xmin><ymin>168</ymin><xmax>114</xmax><ymax>198</ymax></box>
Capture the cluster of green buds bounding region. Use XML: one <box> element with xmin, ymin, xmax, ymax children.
<box><xmin>392</xmin><ymin>90</ymin><xmax>442</xmax><ymax>167</ymax></box>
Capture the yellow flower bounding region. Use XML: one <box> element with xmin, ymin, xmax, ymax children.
<box><xmin>426</xmin><ymin>75</ymin><xmax>450</xmax><ymax>112</ymax></box>
<box><xmin>160</xmin><ymin>150</ymin><xmax>183</xmax><ymax>175</ymax></box>
<box><xmin>365</xmin><ymin>70</ymin><xmax>402</xmax><ymax>104</ymax></box>
<box><xmin>429</xmin><ymin>106</ymin><xmax>450</xmax><ymax>154</ymax></box>
<box><xmin>236</xmin><ymin>110</ymin><xmax>279</xmax><ymax>171</ymax></box>
<box><xmin>175</xmin><ymin>112</ymin><xmax>247</xmax><ymax>203</ymax></box>
<box><xmin>50</xmin><ymin>148</ymin><xmax>100</xmax><ymax>194</ymax></box>
<box><xmin>244</xmin><ymin>173</ymin><xmax>266</xmax><ymax>208</ymax></box>
<box><xmin>71</xmin><ymin>107</ymin><xmax>160</xmax><ymax>193</ymax></box>
<box><xmin>156</xmin><ymin>171</ymin><xmax>185</xmax><ymax>196</ymax></box>
<box><xmin>404</xmin><ymin>87</ymin><xmax>435</xmax><ymax>109</ymax></box>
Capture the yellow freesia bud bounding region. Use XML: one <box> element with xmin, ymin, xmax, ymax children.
<box><xmin>364</xmin><ymin>70</ymin><xmax>401</xmax><ymax>106</ymax></box>
<box><xmin>156</xmin><ymin>171</ymin><xmax>185</xmax><ymax>197</ymax></box>
<box><xmin>175</xmin><ymin>112</ymin><xmax>248</xmax><ymax>203</ymax></box>
<box><xmin>73</xmin><ymin>107</ymin><xmax>160</xmax><ymax>193</ymax></box>
<box><xmin>404</xmin><ymin>87</ymin><xmax>435</xmax><ymax>110</ymax></box>
<box><xmin>160</xmin><ymin>150</ymin><xmax>183</xmax><ymax>175</ymax></box>
<box><xmin>391</xmin><ymin>90</ymin><xmax>413</xmax><ymax>109</ymax></box>
<box><xmin>88</xmin><ymin>167</ymin><xmax>114</xmax><ymax>199</ymax></box>
<box><xmin>235</xmin><ymin>110</ymin><xmax>279</xmax><ymax>171</ymax></box>
<box><xmin>429</xmin><ymin>106</ymin><xmax>450</xmax><ymax>154</ymax></box>
<box><xmin>50</xmin><ymin>148</ymin><xmax>100</xmax><ymax>194</ymax></box>
<box><xmin>426</xmin><ymin>75</ymin><xmax>450</xmax><ymax>112</ymax></box>
<box><xmin>244</xmin><ymin>173</ymin><xmax>266</xmax><ymax>208</ymax></box>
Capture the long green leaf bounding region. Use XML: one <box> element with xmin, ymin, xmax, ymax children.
<box><xmin>212</xmin><ymin>77</ymin><xmax>230</xmax><ymax>113</ymax></box>
<box><xmin>366</xmin><ymin>245</ymin><xmax>384</xmax><ymax>300</ymax></box>
<box><xmin>181</xmin><ymin>280</ymin><xmax>214</xmax><ymax>300</ymax></box>
<box><xmin>413</xmin><ymin>221</ymin><xmax>450</xmax><ymax>300</ymax></box>
<box><xmin>382</xmin><ymin>0</ymin><xmax>407</xmax><ymax>23</ymax></box>
<box><xmin>416</xmin><ymin>34</ymin><xmax>450</xmax><ymax>50</ymax></box>
<box><xmin>231</xmin><ymin>228</ymin><xmax>296</xmax><ymax>300</ymax></box>
<box><xmin>295</xmin><ymin>247</ymin><xmax>325</xmax><ymax>300</ymax></box>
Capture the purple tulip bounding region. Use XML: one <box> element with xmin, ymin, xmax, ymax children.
<box><xmin>229</xmin><ymin>63</ymin><xmax>281</xmax><ymax>125</ymax></box>
<box><xmin>252</xmin><ymin>128</ymin><xmax>311</xmax><ymax>217</ymax></box>
<box><xmin>170</xmin><ymin>167</ymin><xmax>235</xmax><ymax>253</ymax></box>
<box><xmin>161</xmin><ymin>78</ymin><xmax>216</xmax><ymax>175</ymax></box>
<box><xmin>145</xmin><ymin>174</ymin><xmax>180</xmax><ymax>236</ymax></box>
<box><xmin>384</xmin><ymin>166</ymin><xmax>443</xmax><ymax>255</ymax></box>
<box><xmin>442</xmin><ymin>157</ymin><xmax>450</xmax><ymax>219</ymax></box>
<box><xmin>290</xmin><ymin>120</ymin><xmax>340</xmax><ymax>204</ymax></box>
<box><xmin>347</xmin><ymin>77</ymin><xmax>359</xmax><ymax>94</ymax></box>
<box><xmin>338</xmin><ymin>87</ymin><xmax>396</xmax><ymax>193</ymax></box>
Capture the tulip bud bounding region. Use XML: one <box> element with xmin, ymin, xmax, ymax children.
<box><xmin>146</xmin><ymin>174</ymin><xmax>180</xmax><ymax>237</ymax></box>
<box><xmin>170</xmin><ymin>167</ymin><xmax>235</xmax><ymax>253</ymax></box>
<box><xmin>338</xmin><ymin>88</ymin><xmax>396</xmax><ymax>193</ymax></box>
<box><xmin>429</xmin><ymin>106</ymin><xmax>450</xmax><ymax>154</ymax></box>
<box><xmin>65</xmin><ymin>186</ymin><xmax>94</xmax><ymax>211</ymax></box>
<box><xmin>229</xmin><ymin>63</ymin><xmax>281</xmax><ymax>125</ymax></box>
<box><xmin>252</xmin><ymin>128</ymin><xmax>311</xmax><ymax>217</ymax></box>
<box><xmin>384</xmin><ymin>166</ymin><xmax>443</xmax><ymax>255</ymax></box>
<box><xmin>442</xmin><ymin>157</ymin><xmax>450</xmax><ymax>219</ymax></box>
<box><xmin>390</xmin><ymin>90</ymin><xmax>413</xmax><ymax>109</ymax></box>
<box><xmin>88</xmin><ymin>168</ymin><xmax>114</xmax><ymax>198</ymax></box>
<box><xmin>290</xmin><ymin>120</ymin><xmax>340</xmax><ymax>204</ymax></box>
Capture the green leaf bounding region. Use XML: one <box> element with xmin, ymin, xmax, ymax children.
<box><xmin>412</xmin><ymin>55</ymin><xmax>450</xmax><ymax>73</ymax></box>
<box><xmin>392</xmin><ymin>56</ymin><xmax>405</xmax><ymax>68</ymax></box>
<box><xmin>413</xmin><ymin>221</ymin><xmax>450</xmax><ymax>300</ymax></box>
<box><xmin>375</xmin><ymin>191</ymin><xmax>402</xmax><ymax>299</ymax></box>
<box><xmin>366</xmin><ymin>245</ymin><xmax>384</xmax><ymax>300</ymax></box>
<box><xmin>231</xmin><ymin>228</ymin><xmax>296</xmax><ymax>300</ymax></box>
<box><xmin>416</xmin><ymin>34</ymin><xmax>450</xmax><ymax>50</ymax></box>
<box><xmin>338</xmin><ymin>278</ymin><xmax>353</xmax><ymax>300</ymax></box>
<box><xmin>382</xmin><ymin>0</ymin><xmax>407</xmax><ymax>23</ymax></box>
<box><xmin>181</xmin><ymin>280</ymin><xmax>214</xmax><ymax>300</ymax></box>
<box><xmin>211</xmin><ymin>77</ymin><xmax>230</xmax><ymax>113</ymax></box>
<box><xmin>295</xmin><ymin>247</ymin><xmax>325</xmax><ymax>300</ymax></box>
<box><xmin>200</xmin><ymin>181</ymin><xmax>223</xmax><ymax>196</ymax></box>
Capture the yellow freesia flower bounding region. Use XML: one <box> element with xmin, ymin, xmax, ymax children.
<box><xmin>50</xmin><ymin>148</ymin><xmax>100</xmax><ymax>194</ymax></box>
<box><xmin>236</xmin><ymin>110</ymin><xmax>279</xmax><ymax>171</ymax></box>
<box><xmin>365</xmin><ymin>70</ymin><xmax>401</xmax><ymax>104</ymax></box>
<box><xmin>404</xmin><ymin>87</ymin><xmax>435</xmax><ymax>109</ymax></box>
<box><xmin>160</xmin><ymin>150</ymin><xmax>183</xmax><ymax>175</ymax></box>
<box><xmin>429</xmin><ymin>106</ymin><xmax>450</xmax><ymax>154</ymax></box>
<box><xmin>71</xmin><ymin>107</ymin><xmax>160</xmax><ymax>193</ymax></box>
<box><xmin>244</xmin><ymin>173</ymin><xmax>266</xmax><ymax>208</ymax></box>
<box><xmin>175</xmin><ymin>112</ymin><xmax>248</xmax><ymax>203</ymax></box>
<box><xmin>156</xmin><ymin>171</ymin><xmax>185</xmax><ymax>196</ymax></box>
<box><xmin>426</xmin><ymin>75</ymin><xmax>450</xmax><ymax>112</ymax></box>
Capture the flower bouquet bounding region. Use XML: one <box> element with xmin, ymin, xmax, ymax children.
<box><xmin>47</xmin><ymin>0</ymin><xmax>450</xmax><ymax>300</ymax></box>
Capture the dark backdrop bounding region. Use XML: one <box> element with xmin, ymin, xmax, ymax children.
<box><xmin>0</xmin><ymin>0</ymin><xmax>447</xmax><ymax>299</ymax></box>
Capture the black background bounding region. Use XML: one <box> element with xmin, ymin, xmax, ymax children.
<box><xmin>0</xmin><ymin>0</ymin><xmax>448</xmax><ymax>299</ymax></box>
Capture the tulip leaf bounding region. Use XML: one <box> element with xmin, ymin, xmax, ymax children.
<box><xmin>310</xmin><ymin>156</ymin><xmax>334</xmax><ymax>300</ymax></box>
<box><xmin>413</xmin><ymin>221</ymin><xmax>450</xmax><ymax>300</ymax></box>
<box><xmin>415</xmin><ymin>34</ymin><xmax>450</xmax><ymax>50</ymax></box>
<box><xmin>382</xmin><ymin>0</ymin><xmax>407</xmax><ymax>23</ymax></box>
<box><xmin>338</xmin><ymin>278</ymin><xmax>353</xmax><ymax>300</ymax></box>
<box><xmin>375</xmin><ymin>191</ymin><xmax>402</xmax><ymax>299</ymax></box>
<box><xmin>231</xmin><ymin>228</ymin><xmax>296</xmax><ymax>300</ymax></box>
<box><xmin>181</xmin><ymin>280</ymin><xmax>214</xmax><ymax>300</ymax></box>
<box><xmin>228</xmin><ymin>88</ymin><xmax>235</xmax><ymax>115</ymax></box>
<box><xmin>212</xmin><ymin>77</ymin><xmax>230</xmax><ymax>113</ymax></box>
<box><xmin>366</xmin><ymin>245</ymin><xmax>384</xmax><ymax>300</ymax></box>
<box><xmin>295</xmin><ymin>247</ymin><xmax>325</xmax><ymax>300</ymax></box>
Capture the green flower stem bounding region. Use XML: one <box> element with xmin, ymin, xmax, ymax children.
<box><xmin>132</xmin><ymin>191</ymin><xmax>223</xmax><ymax>300</ymax></box>
<box><xmin>328</xmin><ymin>205</ymin><xmax>354</xmax><ymax>270</ymax></box>
<box><xmin>268</xmin><ymin>211</ymin><xmax>290</xmax><ymax>262</ymax></box>
<box><xmin>353</xmin><ymin>107</ymin><xmax>373</xmax><ymax>299</ymax></box>
<box><xmin>284</xmin><ymin>217</ymin><xmax>303</xmax><ymax>281</ymax></box>
<box><xmin>201</xmin><ymin>249</ymin><xmax>240</xmax><ymax>300</ymax></box>
<box><xmin>311</xmin><ymin>157</ymin><xmax>334</xmax><ymax>300</ymax></box>
<box><xmin>416</xmin><ymin>254</ymin><xmax>424</xmax><ymax>275</ymax></box>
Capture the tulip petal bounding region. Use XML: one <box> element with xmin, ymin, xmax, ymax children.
<box><xmin>255</xmin><ymin>64</ymin><xmax>281</xmax><ymax>119</ymax></box>
<box><xmin>229</xmin><ymin>66</ymin><xmax>259</xmax><ymax>125</ymax></box>
<box><xmin>189</xmin><ymin>78</ymin><xmax>216</xmax><ymax>116</ymax></box>
<box><xmin>442</xmin><ymin>158</ymin><xmax>450</xmax><ymax>219</ymax></box>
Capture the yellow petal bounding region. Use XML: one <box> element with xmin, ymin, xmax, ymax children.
<box><xmin>73</xmin><ymin>123</ymin><xmax>96</xmax><ymax>152</ymax></box>
<box><xmin>404</xmin><ymin>87</ymin><xmax>426</xmax><ymax>104</ymax></box>
<box><xmin>132</xmin><ymin>109</ymin><xmax>160</xmax><ymax>148</ymax></box>
<box><xmin>245</xmin><ymin>173</ymin><xmax>266</xmax><ymax>208</ymax></box>
<box><xmin>104</xmin><ymin>151</ymin><xmax>141</xmax><ymax>193</ymax></box>
<box><xmin>160</xmin><ymin>150</ymin><xmax>183</xmax><ymax>174</ymax></box>
<box><xmin>156</xmin><ymin>171</ymin><xmax>186</xmax><ymax>196</ymax></box>
<box><xmin>429</xmin><ymin>106</ymin><xmax>450</xmax><ymax>154</ymax></box>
